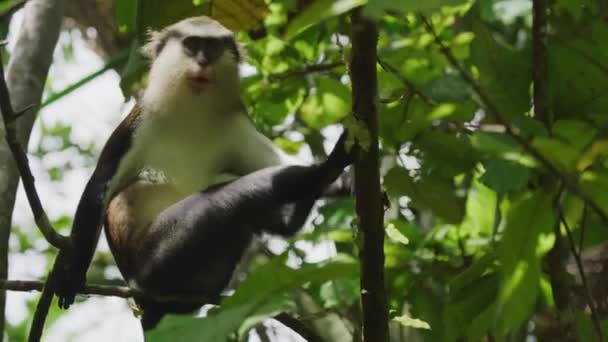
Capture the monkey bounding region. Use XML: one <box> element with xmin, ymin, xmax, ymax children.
<box><xmin>109</xmin><ymin>131</ymin><xmax>353</xmax><ymax>329</ymax></box>
<box><xmin>53</xmin><ymin>16</ymin><xmax>354</xmax><ymax>329</ymax></box>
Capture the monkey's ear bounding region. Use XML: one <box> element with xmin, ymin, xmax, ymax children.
<box><xmin>141</xmin><ymin>29</ymin><xmax>164</xmax><ymax>60</ymax></box>
<box><xmin>232</xmin><ymin>40</ymin><xmax>246</xmax><ymax>63</ymax></box>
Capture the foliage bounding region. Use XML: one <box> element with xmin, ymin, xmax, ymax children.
<box><xmin>4</xmin><ymin>0</ymin><xmax>608</xmax><ymax>340</ymax></box>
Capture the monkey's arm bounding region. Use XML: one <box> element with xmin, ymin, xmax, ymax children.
<box><xmin>56</xmin><ymin>107</ymin><xmax>141</xmax><ymax>309</ymax></box>
<box><xmin>226</xmin><ymin>114</ymin><xmax>302</xmax><ymax>174</ymax></box>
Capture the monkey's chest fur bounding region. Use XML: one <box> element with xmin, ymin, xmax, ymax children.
<box><xmin>135</xmin><ymin>110</ymin><xmax>235</xmax><ymax>194</ymax></box>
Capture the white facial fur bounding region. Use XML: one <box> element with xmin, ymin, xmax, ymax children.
<box><xmin>141</xmin><ymin>40</ymin><xmax>240</xmax><ymax>117</ymax></box>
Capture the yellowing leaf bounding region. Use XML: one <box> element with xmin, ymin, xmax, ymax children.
<box><xmin>393</xmin><ymin>315</ymin><xmax>431</xmax><ymax>330</ymax></box>
<box><xmin>284</xmin><ymin>0</ymin><xmax>367</xmax><ymax>40</ymax></box>
<box><xmin>386</xmin><ymin>223</ymin><xmax>409</xmax><ymax>245</ymax></box>
<box><xmin>211</xmin><ymin>0</ymin><xmax>269</xmax><ymax>31</ymax></box>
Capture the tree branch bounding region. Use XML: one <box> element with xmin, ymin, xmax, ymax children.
<box><xmin>267</xmin><ymin>61</ymin><xmax>343</xmax><ymax>81</ymax></box>
<box><xmin>0</xmin><ymin>279</ymin><xmax>134</xmax><ymax>298</ymax></box>
<box><xmin>0</xmin><ymin>56</ymin><xmax>71</xmax><ymax>250</ymax></box>
<box><xmin>558</xmin><ymin>207</ymin><xmax>604</xmax><ymax>341</ymax></box>
<box><xmin>0</xmin><ymin>277</ymin><xmax>320</xmax><ymax>342</ymax></box>
<box><xmin>532</xmin><ymin>0</ymin><xmax>551</xmax><ymax>129</ymax></box>
<box><xmin>552</xmin><ymin>35</ymin><xmax>608</xmax><ymax>77</ymax></box>
<box><xmin>0</xmin><ymin>0</ymin><xmax>66</xmax><ymax>339</ymax></box>
<box><xmin>274</xmin><ymin>313</ymin><xmax>324</xmax><ymax>342</ymax></box>
<box><xmin>377</xmin><ymin>58</ymin><xmax>435</xmax><ymax>105</ymax></box>
<box><xmin>419</xmin><ymin>14</ymin><xmax>608</xmax><ymax>225</ymax></box>
<box><xmin>350</xmin><ymin>8</ymin><xmax>388</xmax><ymax>342</ymax></box>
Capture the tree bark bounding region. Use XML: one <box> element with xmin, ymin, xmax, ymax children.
<box><xmin>350</xmin><ymin>8</ymin><xmax>388</xmax><ymax>342</ymax></box>
<box><xmin>0</xmin><ymin>0</ymin><xmax>64</xmax><ymax>337</ymax></box>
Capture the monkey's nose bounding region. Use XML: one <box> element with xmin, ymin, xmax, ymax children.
<box><xmin>195</xmin><ymin>52</ymin><xmax>209</xmax><ymax>67</ymax></box>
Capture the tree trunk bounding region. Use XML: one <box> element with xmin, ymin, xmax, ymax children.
<box><xmin>350</xmin><ymin>7</ymin><xmax>388</xmax><ymax>342</ymax></box>
<box><xmin>0</xmin><ymin>0</ymin><xmax>64</xmax><ymax>337</ymax></box>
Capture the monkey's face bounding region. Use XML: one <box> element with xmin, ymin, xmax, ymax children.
<box><xmin>148</xmin><ymin>35</ymin><xmax>239</xmax><ymax>95</ymax></box>
<box><xmin>142</xmin><ymin>17</ymin><xmax>242</xmax><ymax>110</ymax></box>
<box><xmin>180</xmin><ymin>35</ymin><xmax>240</xmax><ymax>92</ymax></box>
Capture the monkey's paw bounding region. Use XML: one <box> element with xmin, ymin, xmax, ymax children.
<box><xmin>54</xmin><ymin>251</ymin><xmax>85</xmax><ymax>309</ymax></box>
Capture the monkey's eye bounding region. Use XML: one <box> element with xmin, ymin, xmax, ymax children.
<box><xmin>182</xmin><ymin>36</ymin><xmax>201</xmax><ymax>56</ymax></box>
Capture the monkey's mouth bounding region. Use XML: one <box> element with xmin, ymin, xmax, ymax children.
<box><xmin>186</xmin><ymin>72</ymin><xmax>213</xmax><ymax>88</ymax></box>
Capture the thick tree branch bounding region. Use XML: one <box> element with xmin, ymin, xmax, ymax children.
<box><xmin>0</xmin><ymin>59</ymin><xmax>71</xmax><ymax>250</ymax></box>
<box><xmin>350</xmin><ymin>8</ymin><xmax>388</xmax><ymax>342</ymax></box>
<box><xmin>419</xmin><ymin>14</ymin><xmax>608</xmax><ymax>225</ymax></box>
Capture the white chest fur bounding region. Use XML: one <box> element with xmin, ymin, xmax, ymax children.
<box><xmin>132</xmin><ymin>106</ymin><xmax>236</xmax><ymax>195</ymax></box>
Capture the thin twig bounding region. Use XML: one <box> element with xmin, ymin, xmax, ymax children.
<box><xmin>40</xmin><ymin>49</ymin><xmax>129</xmax><ymax>109</ymax></box>
<box><xmin>267</xmin><ymin>62</ymin><xmax>343</xmax><ymax>81</ymax></box>
<box><xmin>552</xmin><ymin>35</ymin><xmax>608</xmax><ymax>77</ymax></box>
<box><xmin>558</xmin><ymin>206</ymin><xmax>604</xmax><ymax>341</ymax></box>
<box><xmin>377</xmin><ymin>58</ymin><xmax>435</xmax><ymax>105</ymax></box>
<box><xmin>0</xmin><ymin>52</ymin><xmax>71</xmax><ymax>250</ymax></box>
<box><xmin>579</xmin><ymin>203</ymin><xmax>588</xmax><ymax>253</ymax></box>
<box><xmin>419</xmin><ymin>14</ymin><xmax>608</xmax><ymax>225</ymax></box>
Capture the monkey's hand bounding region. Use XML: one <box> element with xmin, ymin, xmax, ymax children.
<box><xmin>54</xmin><ymin>249</ymin><xmax>86</xmax><ymax>309</ymax></box>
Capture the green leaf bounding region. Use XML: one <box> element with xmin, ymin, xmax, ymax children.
<box><xmin>553</xmin><ymin>119</ymin><xmax>596</xmax><ymax>151</ymax></box>
<box><xmin>384</xmin><ymin>167</ymin><xmax>465</xmax><ymax>224</ymax></box>
<box><xmin>480</xmin><ymin>157</ymin><xmax>531</xmax><ymax>194</ymax></box>
<box><xmin>471</xmin><ymin>132</ymin><xmax>536</xmax><ymax>167</ymax></box>
<box><xmin>301</xmin><ymin>77</ymin><xmax>351</xmax><ymax>129</ymax></box>
<box><xmin>224</xmin><ymin>257</ymin><xmax>358</xmax><ymax>307</ymax></box>
<box><xmin>580</xmin><ymin>171</ymin><xmax>608</xmax><ymax>216</ymax></box>
<box><xmin>549</xmin><ymin>20</ymin><xmax>608</xmax><ymax>119</ymax></box>
<box><xmin>393</xmin><ymin>315</ymin><xmax>431</xmax><ymax>330</ymax></box>
<box><xmin>147</xmin><ymin>295</ymin><xmax>291</xmax><ymax>342</ymax></box>
<box><xmin>496</xmin><ymin>191</ymin><xmax>555</xmax><ymax>334</ymax></box>
<box><xmin>449</xmin><ymin>252</ymin><xmax>495</xmax><ymax>295</ymax></box>
<box><xmin>532</xmin><ymin>137</ymin><xmax>580</xmax><ymax>171</ymax></box>
<box><xmin>319</xmin><ymin>279</ymin><xmax>360</xmax><ymax>308</ymax></box>
<box><xmin>470</xmin><ymin>18</ymin><xmax>532</xmax><ymax>117</ymax></box>
<box><xmin>150</xmin><ymin>258</ymin><xmax>357</xmax><ymax>341</ymax></box>
<box><xmin>415</xmin><ymin>131</ymin><xmax>479</xmax><ymax>178</ymax></box>
<box><xmin>366</xmin><ymin>0</ymin><xmax>469</xmax><ymax>17</ymax></box>
<box><xmin>284</xmin><ymin>0</ymin><xmax>366</xmax><ymax>40</ymax></box>
<box><xmin>444</xmin><ymin>273</ymin><xmax>499</xmax><ymax>340</ymax></box>
<box><xmin>421</xmin><ymin>74</ymin><xmax>470</xmax><ymax>102</ymax></box>
<box><xmin>116</xmin><ymin>0</ymin><xmax>137</xmax><ymax>33</ymax></box>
